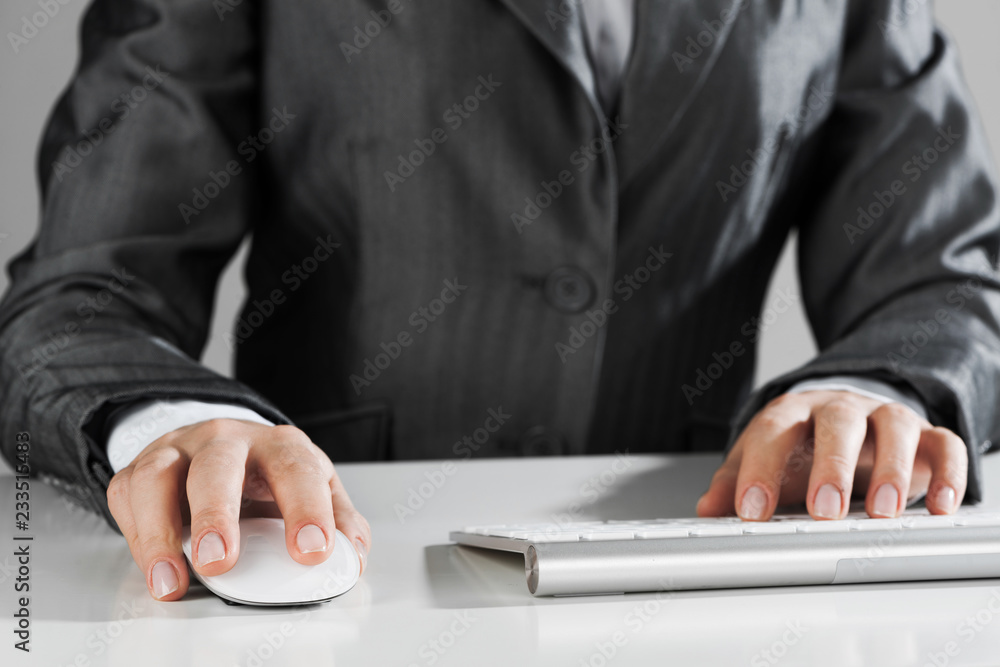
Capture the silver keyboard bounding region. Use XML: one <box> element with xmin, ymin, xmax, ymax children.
<box><xmin>450</xmin><ymin>508</ymin><xmax>1000</xmax><ymax>596</ymax></box>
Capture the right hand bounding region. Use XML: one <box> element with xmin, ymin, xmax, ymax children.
<box><xmin>107</xmin><ymin>419</ymin><xmax>371</xmax><ymax>601</ymax></box>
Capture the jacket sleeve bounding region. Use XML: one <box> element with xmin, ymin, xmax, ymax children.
<box><xmin>0</xmin><ymin>0</ymin><xmax>290</xmax><ymax>528</ymax></box>
<box><xmin>731</xmin><ymin>0</ymin><xmax>1000</xmax><ymax>503</ymax></box>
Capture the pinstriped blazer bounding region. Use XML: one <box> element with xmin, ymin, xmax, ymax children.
<box><xmin>1</xmin><ymin>0</ymin><xmax>999</xmax><ymax>525</ymax></box>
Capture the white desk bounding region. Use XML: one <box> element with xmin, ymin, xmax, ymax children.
<box><xmin>3</xmin><ymin>453</ymin><xmax>1000</xmax><ymax>666</ymax></box>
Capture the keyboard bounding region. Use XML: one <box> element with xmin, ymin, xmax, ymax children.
<box><xmin>449</xmin><ymin>508</ymin><xmax>1000</xmax><ymax>596</ymax></box>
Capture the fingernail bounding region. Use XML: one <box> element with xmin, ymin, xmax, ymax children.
<box><xmin>296</xmin><ymin>524</ymin><xmax>327</xmax><ymax>554</ymax></box>
<box><xmin>872</xmin><ymin>484</ymin><xmax>900</xmax><ymax>518</ymax></box>
<box><xmin>814</xmin><ymin>484</ymin><xmax>842</xmax><ymax>519</ymax></box>
<box><xmin>151</xmin><ymin>561</ymin><xmax>179</xmax><ymax>600</ymax></box>
<box><xmin>197</xmin><ymin>531</ymin><xmax>226</xmax><ymax>566</ymax></box>
<box><xmin>354</xmin><ymin>538</ymin><xmax>368</xmax><ymax>573</ymax></box>
<box><xmin>739</xmin><ymin>485</ymin><xmax>768</xmax><ymax>521</ymax></box>
<box><xmin>933</xmin><ymin>485</ymin><xmax>958</xmax><ymax>513</ymax></box>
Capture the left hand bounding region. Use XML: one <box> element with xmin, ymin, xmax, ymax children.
<box><xmin>696</xmin><ymin>390</ymin><xmax>968</xmax><ymax>521</ymax></box>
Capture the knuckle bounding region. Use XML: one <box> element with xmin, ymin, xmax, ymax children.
<box><xmin>754</xmin><ymin>410</ymin><xmax>792</xmax><ymax>433</ymax></box>
<box><xmin>820</xmin><ymin>399</ymin><xmax>862</xmax><ymax>424</ymax></box>
<box><xmin>269</xmin><ymin>446</ymin><xmax>323</xmax><ymax>479</ymax></box>
<box><xmin>270</xmin><ymin>424</ymin><xmax>312</xmax><ymax>446</ymax></box>
<box><xmin>150</xmin><ymin>428</ymin><xmax>181</xmax><ymax>448</ymax></box>
<box><xmin>711</xmin><ymin>465</ymin><xmax>736</xmax><ymax>484</ymax></box>
<box><xmin>816</xmin><ymin>451</ymin><xmax>856</xmax><ymax>476</ymax></box>
<box><xmin>874</xmin><ymin>402</ymin><xmax>916</xmax><ymax>423</ymax></box>
<box><xmin>874</xmin><ymin>451</ymin><xmax>912</xmax><ymax>476</ymax></box>
<box><xmin>766</xmin><ymin>393</ymin><xmax>803</xmax><ymax>412</ymax></box>
<box><xmin>338</xmin><ymin>505</ymin><xmax>367</xmax><ymax>527</ymax></box>
<box><xmin>106</xmin><ymin>474</ymin><xmax>130</xmax><ymax>509</ymax></box>
<box><xmin>131</xmin><ymin>448</ymin><xmax>182</xmax><ymax>482</ymax></box>
<box><xmin>924</xmin><ymin>427</ymin><xmax>969</xmax><ymax>459</ymax></box>
<box><xmin>194</xmin><ymin>418</ymin><xmax>242</xmax><ymax>442</ymax></box>
<box><xmin>136</xmin><ymin>532</ymin><xmax>175</xmax><ymax>559</ymax></box>
<box><xmin>314</xmin><ymin>449</ymin><xmax>336</xmax><ymax>476</ymax></box>
<box><xmin>192</xmin><ymin>444</ymin><xmax>245</xmax><ymax>476</ymax></box>
<box><xmin>953</xmin><ymin>445</ymin><xmax>970</xmax><ymax>470</ymax></box>
<box><xmin>937</xmin><ymin>437</ymin><xmax>969</xmax><ymax>472</ymax></box>
<box><xmin>331</xmin><ymin>483</ymin><xmax>359</xmax><ymax>509</ymax></box>
<box><xmin>191</xmin><ymin>506</ymin><xmax>238</xmax><ymax>530</ymax></box>
<box><xmin>932</xmin><ymin>426</ymin><xmax>966</xmax><ymax>449</ymax></box>
<box><xmin>352</xmin><ymin>511</ymin><xmax>372</xmax><ymax>539</ymax></box>
<box><xmin>936</xmin><ymin>462</ymin><xmax>968</xmax><ymax>487</ymax></box>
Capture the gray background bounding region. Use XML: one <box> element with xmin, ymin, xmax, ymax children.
<box><xmin>1</xmin><ymin>0</ymin><xmax>998</xmax><ymax>403</ymax></box>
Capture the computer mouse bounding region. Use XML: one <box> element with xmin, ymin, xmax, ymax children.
<box><xmin>181</xmin><ymin>517</ymin><xmax>361</xmax><ymax>606</ymax></box>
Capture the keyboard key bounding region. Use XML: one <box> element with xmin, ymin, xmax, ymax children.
<box><xmin>490</xmin><ymin>529</ymin><xmax>538</xmax><ymax>538</ymax></box>
<box><xmin>529</xmin><ymin>524</ymin><xmax>580</xmax><ymax>533</ymax></box>
<box><xmin>741</xmin><ymin>522</ymin><xmax>799</xmax><ymax>535</ymax></box>
<box><xmin>635</xmin><ymin>528</ymin><xmax>690</xmax><ymax>539</ymax></box>
<box><xmin>689</xmin><ymin>524</ymin><xmax>744</xmax><ymax>537</ymax></box>
<box><xmin>580</xmin><ymin>531</ymin><xmax>635</xmax><ymax>541</ymax></box>
<box><xmin>851</xmin><ymin>518</ymin><xmax>904</xmax><ymax>532</ymax></box>
<box><xmin>658</xmin><ymin>517</ymin><xmax>742</xmax><ymax>524</ymax></box>
<box><xmin>903</xmin><ymin>514</ymin><xmax>956</xmax><ymax>529</ymax></box>
<box><xmin>523</xmin><ymin>532</ymin><xmax>581</xmax><ymax>542</ymax></box>
<box><xmin>954</xmin><ymin>514</ymin><xmax>1000</xmax><ymax>527</ymax></box>
<box><xmin>796</xmin><ymin>520</ymin><xmax>854</xmax><ymax>533</ymax></box>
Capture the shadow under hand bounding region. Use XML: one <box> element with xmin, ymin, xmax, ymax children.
<box><xmin>580</xmin><ymin>455</ymin><xmax>721</xmax><ymax>520</ymax></box>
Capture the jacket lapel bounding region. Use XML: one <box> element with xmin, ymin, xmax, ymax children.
<box><xmin>617</xmin><ymin>0</ymin><xmax>747</xmax><ymax>187</ymax></box>
<box><xmin>494</xmin><ymin>0</ymin><xmax>601</xmax><ymax>116</ymax></box>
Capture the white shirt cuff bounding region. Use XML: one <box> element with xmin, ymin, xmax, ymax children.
<box><xmin>105</xmin><ymin>400</ymin><xmax>274</xmax><ymax>473</ymax></box>
<box><xmin>786</xmin><ymin>375</ymin><xmax>928</xmax><ymax>421</ymax></box>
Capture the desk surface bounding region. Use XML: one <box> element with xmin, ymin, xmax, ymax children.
<box><xmin>3</xmin><ymin>452</ymin><xmax>1000</xmax><ymax>666</ymax></box>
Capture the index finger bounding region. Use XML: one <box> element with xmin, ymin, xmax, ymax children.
<box><xmin>731</xmin><ymin>396</ymin><xmax>812</xmax><ymax>521</ymax></box>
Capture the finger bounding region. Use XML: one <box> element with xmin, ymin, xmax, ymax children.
<box><xmin>107</xmin><ymin>470</ymin><xmax>142</xmax><ymax>568</ymax></box>
<box><xmin>329</xmin><ymin>470</ymin><xmax>372</xmax><ymax>573</ymax></box>
<box><xmin>254</xmin><ymin>426</ymin><xmax>337</xmax><ymax>565</ymax></box>
<box><xmin>732</xmin><ymin>396</ymin><xmax>812</xmax><ymax>521</ymax></box>
<box><xmin>918</xmin><ymin>427</ymin><xmax>968</xmax><ymax>514</ymax></box>
<box><xmin>185</xmin><ymin>439</ymin><xmax>250</xmax><ymax>576</ymax></box>
<box><xmin>807</xmin><ymin>399</ymin><xmax>868</xmax><ymax>520</ymax></box>
<box><xmin>864</xmin><ymin>403</ymin><xmax>921</xmax><ymax>518</ymax></box>
<box><xmin>126</xmin><ymin>448</ymin><xmax>190</xmax><ymax>601</ymax></box>
<box><xmin>696</xmin><ymin>444</ymin><xmax>742</xmax><ymax>517</ymax></box>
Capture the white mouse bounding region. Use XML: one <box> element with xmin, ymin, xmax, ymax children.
<box><xmin>181</xmin><ymin>517</ymin><xmax>360</xmax><ymax>606</ymax></box>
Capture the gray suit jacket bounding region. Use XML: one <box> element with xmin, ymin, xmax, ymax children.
<box><xmin>2</xmin><ymin>0</ymin><xmax>999</xmax><ymax>526</ymax></box>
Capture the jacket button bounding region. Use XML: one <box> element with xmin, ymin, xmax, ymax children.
<box><xmin>544</xmin><ymin>267</ymin><xmax>594</xmax><ymax>314</ymax></box>
<box><xmin>518</xmin><ymin>427</ymin><xmax>565</xmax><ymax>456</ymax></box>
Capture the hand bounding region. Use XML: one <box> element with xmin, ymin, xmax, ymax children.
<box><xmin>107</xmin><ymin>419</ymin><xmax>371</xmax><ymax>601</ymax></box>
<box><xmin>696</xmin><ymin>391</ymin><xmax>968</xmax><ymax>521</ymax></box>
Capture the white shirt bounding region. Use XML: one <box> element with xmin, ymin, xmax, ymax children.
<box><xmin>104</xmin><ymin>2</ymin><xmax>926</xmax><ymax>471</ymax></box>
<box><xmin>580</xmin><ymin>0</ymin><xmax>636</xmax><ymax>111</ymax></box>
